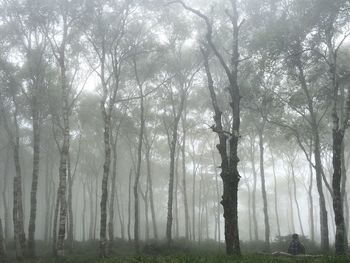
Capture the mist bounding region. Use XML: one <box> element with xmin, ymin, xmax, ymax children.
<box><xmin>0</xmin><ymin>0</ymin><xmax>350</xmax><ymax>262</ymax></box>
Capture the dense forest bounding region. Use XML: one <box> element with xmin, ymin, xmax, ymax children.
<box><xmin>0</xmin><ymin>0</ymin><xmax>350</xmax><ymax>262</ymax></box>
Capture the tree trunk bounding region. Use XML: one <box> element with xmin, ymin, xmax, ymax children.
<box><xmin>287</xmin><ymin>172</ymin><xmax>296</xmax><ymax>233</ymax></box>
<box><xmin>249</xmin><ymin>135</ymin><xmax>259</xmax><ymax>240</ymax></box>
<box><xmin>108</xmin><ymin>137</ymin><xmax>118</xmax><ymax>253</ymax></box>
<box><xmin>67</xmin><ymin>154</ymin><xmax>74</xmax><ymax>253</ymax></box>
<box><xmin>258</xmin><ymin>128</ymin><xmax>270</xmax><ymax>250</ymax></box>
<box><xmin>82</xmin><ymin>182</ymin><xmax>86</xmax><ymax>242</ymax></box>
<box><xmin>28</xmin><ymin>100</ymin><xmax>41</xmax><ymax>258</ymax></box>
<box><xmin>213</xmin><ymin>153</ymin><xmax>221</xmax><ymax>243</ymax></box>
<box><xmin>145</xmin><ymin>146</ymin><xmax>158</xmax><ymax>240</ymax></box>
<box><xmin>12</xmin><ymin>108</ymin><xmax>26</xmax><ymax>259</ymax></box>
<box><xmin>134</xmin><ymin>82</ymin><xmax>145</xmax><ymax>253</ymax></box>
<box><xmin>127</xmin><ymin>168</ymin><xmax>132</xmax><ymax>242</ymax></box>
<box><xmin>0</xmin><ymin>219</ymin><xmax>6</xmax><ymax>259</ymax></box>
<box><xmin>2</xmin><ymin>147</ymin><xmax>10</xmax><ymax>241</ymax></box>
<box><xmin>270</xmin><ymin>149</ymin><xmax>281</xmax><ymax>237</ymax></box>
<box><xmin>295</xmin><ymin>52</ymin><xmax>329</xmax><ymax>251</ymax></box>
<box><xmin>166</xmin><ymin>92</ymin><xmax>185</xmax><ymax>246</ymax></box>
<box><xmin>308</xmin><ymin>143</ymin><xmax>315</xmax><ymax>242</ymax></box>
<box><xmin>174</xmin><ymin>149</ymin><xmax>179</xmax><ymax>239</ymax></box>
<box><xmin>290</xmin><ymin>160</ymin><xmax>305</xmax><ymax>236</ymax></box>
<box><xmin>181</xmin><ymin>118</ymin><xmax>189</xmax><ymax>240</ymax></box>
<box><xmin>99</xmin><ymin>108</ymin><xmax>111</xmax><ymax>258</ymax></box>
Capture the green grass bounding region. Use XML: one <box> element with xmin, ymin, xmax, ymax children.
<box><xmin>5</xmin><ymin>254</ymin><xmax>350</xmax><ymax>263</ymax></box>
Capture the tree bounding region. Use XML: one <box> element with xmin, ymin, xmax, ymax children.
<box><xmin>175</xmin><ymin>0</ymin><xmax>244</xmax><ymax>254</ymax></box>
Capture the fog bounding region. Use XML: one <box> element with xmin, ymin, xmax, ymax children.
<box><xmin>0</xmin><ymin>0</ymin><xmax>350</xmax><ymax>261</ymax></box>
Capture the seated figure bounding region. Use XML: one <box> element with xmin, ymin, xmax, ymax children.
<box><xmin>287</xmin><ymin>233</ymin><xmax>305</xmax><ymax>255</ymax></box>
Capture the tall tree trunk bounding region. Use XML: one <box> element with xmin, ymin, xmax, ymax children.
<box><xmin>2</xmin><ymin>147</ymin><xmax>10</xmax><ymax>241</ymax></box>
<box><xmin>290</xmin><ymin>161</ymin><xmax>305</xmax><ymax>236</ymax></box>
<box><xmin>166</xmin><ymin>93</ymin><xmax>185</xmax><ymax>247</ymax></box>
<box><xmin>0</xmin><ymin>219</ymin><xmax>6</xmax><ymax>259</ymax></box>
<box><xmin>127</xmin><ymin>168</ymin><xmax>132</xmax><ymax>242</ymax></box>
<box><xmin>258</xmin><ymin>128</ymin><xmax>270</xmax><ymax>250</ymax></box>
<box><xmin>134</xmin><ymin>80</ymin><xmax>145</xmax><ymax>253</ymax></box>
<box><xmin>249</xmin><ymin>135</ymin><xmax>259</xmax><ymax>240</ymax></box>
<box><xmin>174</xmin><ymin>149</ymin><xmax>179</xmax><ymax>239</ymax></box>
<box><xmin>82</xmin><ymin>182</ymin><xmax>86</xmax><ymax>242</ymax></box>
<box><xmin>270</xmin><ymin>149</ymin><xmax>281</xmax><ymax>237</ymax></box>
<box><xmin>67</xmin><ymin>154</ymin><xmax>74</xmax><ymax>253</ymax></box>
<box><xmin>181</xmin><ymin>118</ymin><xmax>189</xmax><ymax>240</ymax></box>
<box><xmin>308</xmin><ymin>143</ymin><xmax>315</xmax><ymax>242</ymax></box>
<box><xmin>295</xmin><ymin>51</ymin><xmax>329</xmax><ymax>251</ymax></box>
<box><xmin>287</xmin><ymin>172</ymin><xmax>296</xmax><ymax>233</ymax></box>
<box><xmin>213</xmin><ymin>153</ymin><xmax>221</xmax><ymax>243</ymax></box>
<box><xmin>12</xmin><ymin>107</ymin><xmax>26</xmax><ymax>259</ymax></box>
<box><xmin>115</xmin><ymin>182</ymin><xmax>125</xmax><ymax>240</ymax></box>
<box><xmin>28</xmin><ymin>101</ymin><xmax>40</xmax><ymax>258</ymax></box>
<box><xmin>108</xmin><ymin>138</ymin><xmax>118</xmax><ymax>253</ymax></box>
<box><xmin>145</xmin><ymin>147</ymin><xmax>157</xmax><ymax>239</ymax></box>
<box><xmin>99</xmin><ymin>108</ymin><xmax>111</xmax><ymax>258</ymax></box>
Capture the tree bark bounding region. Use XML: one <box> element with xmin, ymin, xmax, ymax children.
<box><xmin>181</xmin><ymin>115</ymin><xmax>190</xmax><ymax>240</ymax></box>
<box><xmin>270</xmin><ymin>149</ymin><xmax>281</xmax><ymax>237</ymax></box>
<box><xmin>258</xmin><ymin>128</ymin><xmax>270</xmax><ymax>250</ymax></box>
<box><xmin>2</xmin><ymin>147</ymin><xmax>10</xmax><ymax>241</ymax></box>
<box><xmin>290</xmin><ymin>160</ymin><xmax>305</xmax><ymax>236</ymax></box>
<box><xmin>0</xmin><ymin>219</ymin><xmax>6</xmax><ymax>259</ymax></box>
<box><xmin>249</xmin><ymin>135</ymin><xmax>259</xmax><ymax>240</ymax></box>
<box><xmin>166</xmin><ymin>92</ymin><xmax>185</xmax><ymax>247</ymax></box>
<box><xmin>27</xmin><ymin>86</ymin><xmax>41</xmax><ymax>259</ymax></box>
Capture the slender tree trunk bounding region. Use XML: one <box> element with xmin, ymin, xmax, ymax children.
<box><xmin>134</xmin><ymin>83</ymin><xmax>145</xmax><ymax>253</ymax></box>
<box><xmin>108</xmin><ymin>138</ymin><xmax>118</xmax><ymax>253</ymax></box>
<box><xmin>308</xmin><ymin>144</ymin><xmax>315</xmax><ymax>242</ymax></box>
<box><xmin>67</xmin><ymin>154</ymin><xmax>74</xmax><ymax>253</ymax></box>
<box><xmin>290</xmin><ymin>161</ymin><xmax>305</xmax><ymax>236</ymax></box>
<box><xmin>258</xmin><ymin>128</ymin><xmax>270</xmax><ymax>250</ymax></box>
<box><xmin>181</xmin><ymin>120</ymin><xmax>189</xmax><ymax>240</ymax></box>
<box><xmin>12</xmin><ymin>110</ymin><xmax>26</xmax><ymax>259</ymax></box>
<box><xmin>115</xmin><ymin>183</ymin><xmax>125</xmax><ymax>240</ymax></box>
<box><xmin>166</xmin><ymin>93</ymin><xmax>185</xmax><ymax>247</ymax></box>
<box><xmin>295</xmin><ymin>53</ymin><xmax>329</xmax><ymax>251</ymax></box>
<box><xmin>2</xmin><ymin>147</ymin><xmax>10</xmax><ymax>241</ymax></box>
<box><xmin>0</xmin><ymin>219</ymin><xmax>6</xmax><ymax>259</ymax></box>
<box><xmin>287</xmin><ymin>173</ymin><xmax>296</xmax><ymax>233</ymax></box>
<box><xmin>82</xmin><ymin>182</ymin><xmax>86</xmax><ymax>242</ymax></box>
<box><xmin>99</xmin><ymin>105</ymin><xmax>111</xmax><ymax>258</ymax></box>
<box><xmin>270</xmin><ymin>149</ymin><xmax>281</xmax><ymax>237</ymax></box>
<box><xmin>249</xmin><ymin>136</ymin><xmax>259</xmax><ymax>240</ymax></box>
<box><xmin>192</xmin><ymin>158</ymin><xmax>196</xmax><ymax>241</ymax></box>
<box><xmin>44</xmin><ymin>152</ymin><xmax>51</xmax><ymax>243</ymax></box>
<box><xmin>213</xmin><ymin>155</ymin><xmax>221</xmax><ymax>243</ymax></box>
<box><xmin>174</xmin><ymin>149</ymin><xmax>179</xmax><ymax>239</ymax></box>
<box><xmin>127</xmin><ymin>168</ymin><xmax>132</xmax><ymax>242</ymax></box>
<box><xmin>145</xmin><ymin>147</ymin><xmax>158</xmax><ymax>239</ymax></box>
<box><xmin>28</xmin><ymin>103</ymin><xmax>40</xmax><ymax>258</ymax></box>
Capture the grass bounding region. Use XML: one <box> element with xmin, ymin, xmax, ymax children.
<box><xmin>2</xmin><ymin>238</ymin><xmax>350</xmax><ymax>263</ymax></box>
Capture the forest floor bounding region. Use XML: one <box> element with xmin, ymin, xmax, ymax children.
<box><xmin>2</xmin><ymin>239</ymin><xmax>350</xmax><ymax>263</ymax></box>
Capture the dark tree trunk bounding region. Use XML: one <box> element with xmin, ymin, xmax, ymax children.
<box><xmin>12</xmin><ymin>106</ymin><xmax>26</xmax><ymax>259</ymax></box>
<box><xmin>0</xmin><ymin>219</ymin><xmax>6</xmax><ymax>259</ymax></box>
<box><xmin>99</xmin><ymin>109</ymin><xmax>111</xmax><ymax>258</ymax></box>
<box><xmin>108</xmin><ymin>136</ymin><xmax>118</xmax><ymax>253</ymax></box>
<box><xmin>28</xmin><ymin>99</ymin><xmax>41</xmax><ymax>258</ymax></box>
<box><xmin>67</xmin><ymin>154</ymin><xmax>74</xmax><ymax>253</ymax></box>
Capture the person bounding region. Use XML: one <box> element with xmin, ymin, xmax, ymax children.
<box><xmin>287</xmin><ymin>233</ymin><xmax>305</xmax><ymax>255</ymax></box>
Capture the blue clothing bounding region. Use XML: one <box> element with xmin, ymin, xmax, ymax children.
<box><xmin>287</xmin><ymin>240</ymin><xmax>305</xmax><ymax>255</ymax></box>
